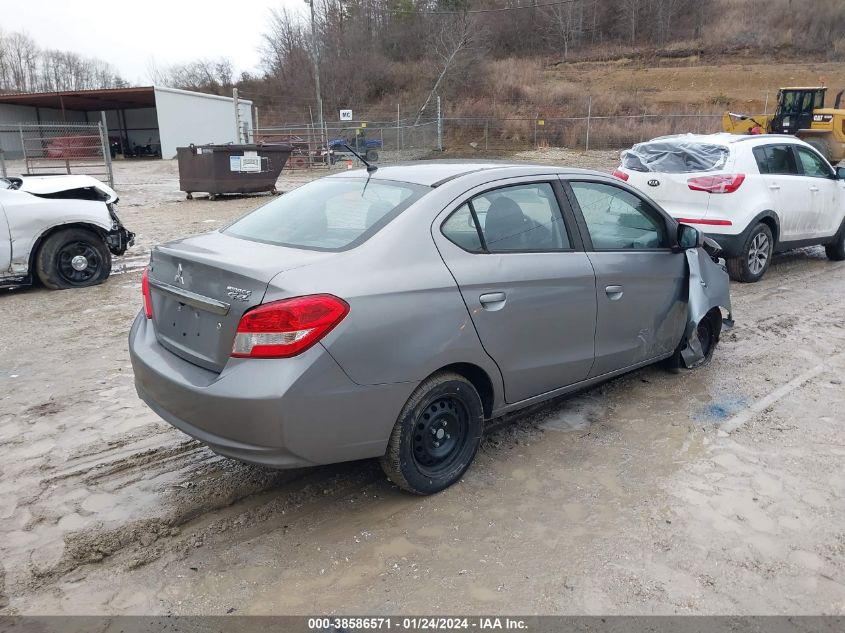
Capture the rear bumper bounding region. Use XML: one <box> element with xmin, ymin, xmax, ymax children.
<box><xmin>128</xmin><ymin>313</ymin><xmax>415</xmax><ymax>468</ymax></box>
<box><xmin>702</xmin><ymin>232</ymin><xmax>744</xmax><ymax>258</ymax></box>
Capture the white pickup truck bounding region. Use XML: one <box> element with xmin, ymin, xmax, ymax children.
<box><xmin>0</xmin><ymin>175</ymin><xmax>134</xmax><ymax>289</ymax></box>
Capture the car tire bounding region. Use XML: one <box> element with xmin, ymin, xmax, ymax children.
<box><xmin>35</xmin><ymin>228</ymin><xmax>112</xmax><ymax>290</ymax></box>
<box><xmin>824</xmin><ymin>225</ymin><xmax>845</xmax><ymax>261</ymax></box>
<box><xmin>726</xmin><ymin>223</ymin><xmax>773</xmax><ymax>282</ymax></box>
<box><xmin>380</xmin><ymin>371</ymin><xmax>484</xmax><ymax>495</ymax></box>
<box><xmin>665</xmin><ymin>310</ymin><xmax>720</xmax><ymax>371</ymax></box>
<box><xmin>365</xmin><ymin>149</ymin><xmax>379</xmax><ymax>162</ymax></box>
<box><xmin>805</xmin><ymin>137</ymin><xmax>833</xmax><ymax>163</ymax></box>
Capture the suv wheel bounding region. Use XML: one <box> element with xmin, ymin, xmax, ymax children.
<box><xmin>727</xmin><ymin>223</ymin><xmax>773</xmax><ymax>283</ymax></box>
<box><xmin>380</xmin><ymin>372</ymin><xmax>484</xmax><ymax>495</ymax></box>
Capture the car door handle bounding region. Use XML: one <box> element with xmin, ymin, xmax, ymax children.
<box><xmin>769</xmin><ymin>184</ymin><xmax>781</xmax><ymax>190</ymax></box>
<box><xmin>605</xmin><ymin>285</ymin><xmax>624</xmax><ymax>300</ymax></box>
<box><xmin>479</xmin><ymin>292</ymin><xmax>507</xmax><ymax>310</ymax></box>
<box><xmin>810</xmin><ymin>186</ymin><xmax>820</xmax><ymax>192</ymax></box>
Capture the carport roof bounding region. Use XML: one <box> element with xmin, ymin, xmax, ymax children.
<box><xmin>0</xmin><ymin>86</ymin><xmax>157</xmax><ymax>111</ymax></box>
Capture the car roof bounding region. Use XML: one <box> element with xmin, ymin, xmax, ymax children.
<box><xmin>324</xmin><ymin>160</ymin><xmax>603</xmax><ymax>187</ymax></box>
<box><xmin>639</xmin><ymin>132</ymin><xmax>812</xmax><ymax>148</ymax></box>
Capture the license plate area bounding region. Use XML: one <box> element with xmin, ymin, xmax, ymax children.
<box><xmin>155</xmin><ymin>296</ymin><xmax>225</xmax><ymax>366</ymax></box>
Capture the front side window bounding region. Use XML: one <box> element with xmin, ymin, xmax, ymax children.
<box><xmin>225</xmin><ymin>177</ymin><xmax>427</xmax><ymax>250</ymax></box>
<box><xmin>796</xmin><ymin>147</ymin><xmax>832</xmax><ymax>178</ymax></box>
<box><xmin>753</xmin><ymin>145</ymin><xmax>800</xmax><ymax>176</ymax></box>
<box><xmin>569</xmin><ymin>181</ymin><xmax>668</xmax><ymax>250</ymax></box>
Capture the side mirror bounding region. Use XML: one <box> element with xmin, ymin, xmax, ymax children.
<box><xmin>677</xmin><ymin>223</ymin><xmax>702</xmax><ymax>249</ymax></box>
<box><xmin>836</xmin><ymin>166</ymin><xmax>845</xmax><ymax>180</ymax></box>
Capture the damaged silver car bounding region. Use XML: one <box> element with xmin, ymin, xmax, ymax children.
<box><xmin>0</xmin><ymin>174</ymin><xmax>134</xmax><ymax>289</ymax></box>
<box><xmin>130</xmin><ymin>163</ymin><xmax>731</xmax><ymax>495</ymax></box>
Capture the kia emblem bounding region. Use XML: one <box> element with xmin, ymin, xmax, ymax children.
<box><xmin>647</xmin><ymin>179</ymin><xmax>660</xmax><ymax>187</ymax></box>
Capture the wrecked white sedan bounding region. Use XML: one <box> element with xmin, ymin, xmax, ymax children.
<box><xmin>0</xmin><ymin>175</ymin><xmax>134</xmax><ymax>289</ymax></box>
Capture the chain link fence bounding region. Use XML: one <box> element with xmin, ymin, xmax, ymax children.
<box><xmin>0</xmin><ymin>122</ymin><xmax>113</xmax><ymax>186</ymax></box>
<box><xmin>443</xmin><ymin>113</ymin><xmax>726</xmax><ymax>154</ymax></box>
<box><xmin>252</xmin><ymin>118</ymin><xmax>440</xmax><ymax>169</ymax></box>
<box><xmin>259</xmin><ymin>111</ymin><xmax>729</xmax><ymax>164</ymax></box>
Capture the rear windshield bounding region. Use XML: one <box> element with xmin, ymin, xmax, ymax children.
<box><xmin>224</xmin><ymin>177</ymin><xmax>428</xmax><ymax>250</ymax></box>
<box><xmin>621</xmin><ymin>140</ymin><xmax>729</xmax><ymax>173</ymax></box>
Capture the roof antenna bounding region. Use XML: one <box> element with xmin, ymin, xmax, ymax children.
<box><xmin>343</xmin><ymin>143</ymin><xmax>377</xmax><ymax>173</ymax></box>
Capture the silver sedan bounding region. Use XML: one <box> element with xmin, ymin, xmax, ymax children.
<box><xmin>129</xmin><ymin>162</ymin><xmax>731</xmax><ymax>494</ymax></box>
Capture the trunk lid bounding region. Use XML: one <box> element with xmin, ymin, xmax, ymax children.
<box><xmin>148</xmin><ymin>231</ymin><xmax>332</xmax><ymax>372</ymax></box>
<box><xmin>625</xmin><ymin>170</ymin><xmax>713</xmax><ymax>220</ymax></box>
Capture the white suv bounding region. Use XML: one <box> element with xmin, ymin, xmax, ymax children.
<box><xmin>614</xmin><ymin>133</ymin><xmax>845</xmax><ymax>282</ymax></box>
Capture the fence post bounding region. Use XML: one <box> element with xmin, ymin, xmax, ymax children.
<box><xmin>585</xmin><ymin>96</ymin><xmax>592</xmax><ymax>152</ymax></box>
<box><xmin>99</xmin><ymin>112</ymin><xmax>114</xmax><ymax>188</ymax></box>
<box><xmin>484</xmin><ymin>119</ymin><xmax>489</xmax><ymax>151</ymax></box>
<box><xmin>18</xmin><ymin>124</ymin><xmax>25</xmax><ymax>173</ymax></box>
<box><xmin>436</xmin><ymin>95</ymin><xmax>443</xmax><ymax>152</ymax></box>
<box><xmin>0</xmin><ymin>148</ymin><xmax>5</xmax><ymax>178</ymax></box>
<box><xmin>533</xmin><ymin>117</ymin><xmax>538</xmax><ymax>150</ymax></box>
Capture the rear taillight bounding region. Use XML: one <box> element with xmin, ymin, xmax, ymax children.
<box><xmin>231</xmin><ymin>294</ymin><xmax>349</xmax><ymax>358</ymax></box>
<box><xmin>687</xmin><ymin>174</ymin><xmax>745</xmax><ymax>193</ymax></box>
<box><xmin>142</xmin><ymin>267</ymin><xmax>153</xmax><ymax>319</ymax></box>
<box><xmin>612</xmin><ymin>169</ymin><xmax>629</xmax><ymax>181</ymax></box>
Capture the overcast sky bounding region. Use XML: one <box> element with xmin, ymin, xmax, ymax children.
<box><xmin>2</xmin><ymin>0</ymin><xmax>303</xmax><ymax>84</ymax></box>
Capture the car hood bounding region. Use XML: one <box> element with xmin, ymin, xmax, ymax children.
<box><xmin>18</xmin><ymin>175</ymin><xmax>118</xmax><ymax>204</ymax></box>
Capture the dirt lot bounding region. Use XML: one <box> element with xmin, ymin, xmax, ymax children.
<box><xmin>1</xmin><ymin>154</ymin><xmax>844</xmax><ymax>615</ymax></box>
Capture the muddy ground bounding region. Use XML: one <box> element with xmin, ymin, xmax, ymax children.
<box><xmin>0</xmin><ymin>153</ymin><xmax>843</xmax><ymax>615</ymax></box>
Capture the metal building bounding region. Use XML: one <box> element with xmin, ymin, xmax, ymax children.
<box><xmin>0</xmin><ymin>86</ymin><xmax>254</xmax><ymax>159</ymax></box>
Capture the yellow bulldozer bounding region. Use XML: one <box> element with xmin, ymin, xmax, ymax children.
<box><xmin>723</xmin><ymin>87</ymin><xmax>845</xmax><ymax>163</ymax></box>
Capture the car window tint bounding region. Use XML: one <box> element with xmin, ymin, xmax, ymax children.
<box><xmin>224</xmin><ymin>178</ymin><xmax>426</xmax><ymax>250</ymax></box>
<box><xmin>570</xmin><ymin>181</ymin><xmax>668</xmax><ymax>250</ymax></box>
<box><xmin>442</xmin><ymin>203</ymin><xmax>483</xmax><ymax>252</ymax></box>
<box><xmin>470</xmin><ymin>183</ymin><xmax>569</xmax><ymax>252</ymax></box>
<box><xmin>756</xmin><ymin>145</ymin><xmax>800</xmax><ymax>175</ymax></box>
<box><xmin>796</xmin><ymin>147</ymin><xmax>831</xmax><ymax>178</ymax></box>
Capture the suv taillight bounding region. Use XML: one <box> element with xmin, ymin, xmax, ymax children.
<box><xmin>612</xmin><ymin>169</ymin><xmax>629</xmax><ymax>181</ymax></box>
<box><xmin>231</xmin><ymin>294</ymin><xmax>350</xmax><ymax>358</ymax></box>
<box><xmin>142</xmin><ymin>267</ymin><xmax>153</xmax><ymax>319</ymax></box>
<box><xmin>687</xmin><ymin>174</ymin><xmax>745</xmax><ymax>193</ymax></box>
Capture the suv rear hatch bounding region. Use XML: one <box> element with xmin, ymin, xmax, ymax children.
<box><xmin>147</xmin><ymin>231</ymin><xmax>332</xmax><ymax>372</ymax></box>
<box><xmin>618</xmin><ymin>139</ymin><xmax>733</xmax><ymax>220</ymax></box>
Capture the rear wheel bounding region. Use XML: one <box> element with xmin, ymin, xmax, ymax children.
<box><xmin>365</xmin><ymin>149</ymin><xmax>379</xmax><ymax>162</ymax></box>
<box><xmin>380</xmin><ymin>372</ymin><xmax>484</xmax><ymax>495</ymax></box>
<box><xmin>727</xmin><ymin>223</ymin><xmax>773</xmax><ymax>282</ymax></box>
<box><xmin>35</xmin><ymin>228</ymin><xmax>111</xmax><ymax>290</ymax></box>
<box><xmin>805</xmin><ymin>137</ymin><xmax>833</xmax><ymax>163</ymax></box>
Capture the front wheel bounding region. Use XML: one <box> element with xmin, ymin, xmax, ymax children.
<box><xmin>726</xmin><ymin>223</ymin><xmax>773</xmax><ymax>282</ymax></box>
<box><xmin>35</xmin><ymin>228</ymin><xmax>112</xmax><ymax>289</ymax></box>
<box><xmin>380</xmin><ymin>372</ymin><xmax>484</xmax><ymax>495</ymax></box>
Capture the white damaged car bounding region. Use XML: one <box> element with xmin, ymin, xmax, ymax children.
<box><xmin>0</xmin><ymin>175</ymin><xmax>134</xmax><ymax>289</ymax></box>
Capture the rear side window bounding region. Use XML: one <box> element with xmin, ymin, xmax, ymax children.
<box><xmin>441</xmin><ymin>183</ymin><xmax>571</xmax><ymax>253</ymax></box>
<box><xmin>570</xmin><ymin>181</ymin><xmax>668</xmax><ymax>250</ymax></box>
<box><xmin>224</xmin><ymin>178</ymin><xmax>427</xmax><ymax>251</ymax></box>
<box><xmin>753</xmin><ymin>145</ymin><xmax>800</xmax><ymax>175</ymax></box>
<box><xmin>796</xmin><ymin>147</ymin><xmax>832</xmax><ymax>178</ymax></box>
<box><xmin>621</xmin><ymin>140</ymin><xmax>729</xmax><ymax>173</ymax></box>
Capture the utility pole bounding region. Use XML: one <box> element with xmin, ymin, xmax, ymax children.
<box><xmin>305</xmin><ymin>0</ymin><xmax>325</xmax><ymax>147</ymax></box>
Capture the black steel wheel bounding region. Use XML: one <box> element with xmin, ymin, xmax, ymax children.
<box><xmin>381</xmin><ymin>371</ymin><xmax>484</xmax><ymax>495</ymax></box>
<box><xmin>35</xmin><ymin>228</ymin><xmax>112</xmax><ymax>290</ymax></box>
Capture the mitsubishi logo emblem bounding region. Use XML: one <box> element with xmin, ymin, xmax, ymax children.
<box><xmin>175</xmin><ymin>263</ymin><xmax>184</xmax><ymax>285</ymax></box>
